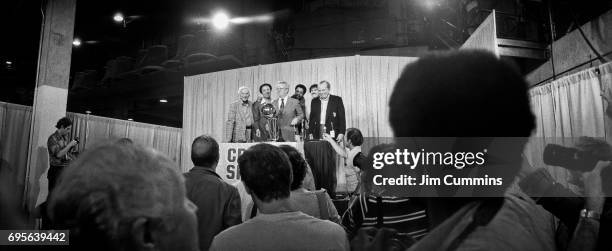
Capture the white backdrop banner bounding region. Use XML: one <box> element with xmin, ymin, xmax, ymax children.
<box><xmin>182</xmin><ymin>55</ymin><xmax>418</xmax><ymax>172</ymax></box>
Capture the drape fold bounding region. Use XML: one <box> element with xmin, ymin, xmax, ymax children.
<box><xmin>525</xmin><ymin>62</ymin><xmax>612</xmax><ymax>187</ymax></box>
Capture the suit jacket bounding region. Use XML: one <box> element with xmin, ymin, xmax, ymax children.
<box><xmin>184</xmin><ymin>166</ymin><xmax>242</xmax><ymax>251</ymax></box>
<box><xmin>308</xmin><ymin>95</ymin><xmax>346</xmax><ymax>140</ymax></box>
<box><xmin>224</xmin><ymin>100</ymin><xmax>254</xmax><ymax>142</ymax></box>
<box><xmin>252</xmin><ymin>98</ymin><xmax>272</xmax><ymax>142</ymax></box>
<box><xmin>273</xmin><ymin>96</ymin><xmax>304</xmax><ymax>142</ymax></box>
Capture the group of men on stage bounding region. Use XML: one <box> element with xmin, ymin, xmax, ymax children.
<box><xmin>224</xmin><ymin>80</ymin><xmax>346</xmax><ymax>144</ymax></box>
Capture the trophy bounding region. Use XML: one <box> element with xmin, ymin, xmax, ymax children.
<box><xmin>261</xmin><ymin>103</ymin><xmax>279</xmax><ymax>141</ymax></box>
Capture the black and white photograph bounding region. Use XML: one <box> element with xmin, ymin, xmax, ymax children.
<box><xmin>1</xmin><ymin>0</ymin><xmax>612</xmax><ymax>250</ymax></box>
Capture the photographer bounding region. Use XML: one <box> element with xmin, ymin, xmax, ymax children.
<box><xmin>43</xmin><ymin>117</ymin><xmax>79</xmax><ymax>228</ymax></box>
<box><xmin>519</xmin><ymin>137</ymin><xmax>611</xmax><ymax>250</ymax></box>
<box><xmin>47</xmin><ymin>117</ymin><xmax>79</xmax><ymax>194</ymax></box>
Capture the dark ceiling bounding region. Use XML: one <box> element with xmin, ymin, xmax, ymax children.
<box><xmin>69</xmin><ymin>0</ymin><xmax>293</xmax><ymax>74</ymax></box>
<box><xmin>1</xmin><ymin>0</ymin><xmax>611</xmax><ymax>128</ymax></box>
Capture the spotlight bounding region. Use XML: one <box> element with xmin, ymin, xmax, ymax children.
<box><xmin>113</xmin><ymin>13</ymin><xmax>124</xmax><ymax>23</ymax></box>
<box><xmin>72</xmin><ymin>38</ymin><xmax>81</xmax><ymax>47</ymax></box>
<box><xmin>423</xmin><ymin>0</ymin><xmax>438</xmax><ymax>10</ymax></box>
<box><xmin>212</xmin><ymin>12</ymin><xmax>230</xmax><ymax>30</ymax></box>
<box><xmin>5</xmin><ymin>61</ymin><xmax>12</xmax><ymax>65</ymax></box>
<box><xmin>159</xmin><ymin>99</ymin><xmax>168</xmax><ymax>103</ymax></box>
<box><xmin>127</xmin><ymin>118</ymin><xmax>134</xmax><ymax>121</ymax></box>
<box><xmin>85</xmin><ymin>110</ymin><xmax>92</xmax><ymax>114</ymax></box>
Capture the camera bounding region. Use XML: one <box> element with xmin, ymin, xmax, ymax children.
<box><xmin>543</xmin><ymin>143</ymin><xmax>612</xmax><ymax>194</ymax></box>
<box><xmin>543</xmin><ymin>144</ymin><xmax>604</xmax><ymax>172</ymax></box>
<box><xmin>74</xmin><ymin>137</ymin><xmax>80</xmax><ymax>144</ymax></box>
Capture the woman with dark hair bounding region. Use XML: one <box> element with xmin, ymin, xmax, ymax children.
<box><xmin>279</xmin><ymin>145</ymin><xmax>341</xmax><ymax>224</ymax></box>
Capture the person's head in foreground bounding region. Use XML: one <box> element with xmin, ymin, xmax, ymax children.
<box><xmin>213</xmin><ymin>143</ymin><xmax>349</xmax><ymax>251</ymax></box>
<box><xmin>115</xmin><ymin>137</ymin><xmax>133</xmax><ymax>145</ymax></box>
<box><xmin>389</xmin><ymin>50</ymin><xmax>534</xmax><ymax>138</ymax></box>
<box><xmin>238</xmin><ymin>143</ymin><xmax>293</xmax><ymax>209</ymax></box>
<box><xmin>389</xmin><ymin>50</ymin><xmax>535</xmax><ymax>221</ymax></box>
<box><xmin>279</xmin><ymin>145</ymin><xmax>308</xmax><ymax>191</ymax></box>
<box><xmin>49</xmin><ymin>143</ymin><xmax>199</xmax><ymax>251</ymax></box>
<box><xmin>191</xmin><ymin>135</ymin><xmax>220</xmax><ymax>168</ymax></box>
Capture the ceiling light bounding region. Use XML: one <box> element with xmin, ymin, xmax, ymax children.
<box><xmin>423</xmin><ymin>0</ymin><xmax>438</xmax><ymax>10</ymax></box>
<box><xmin>159</xmin><ymin>99</ymin><xmax>168</xmax><ymax>103</ymax></box>
<box><xmin>127</xmin><ymin>118</ymin><xmax>134</xmax><ymax>121</ymax></box>
<box><xmin>114</xmin><ymin>13</ymin><xmax>124</xmax><ymax>23</ymax></box>
<box><xmin>212</xmin><ymin>12</ymin><xmax>230</xmax><ymax>30</ymax></box>
<box><xmin>72</xmin><ymin>38</ymin><xmax>81</xmax><ymax>47</ymax></box>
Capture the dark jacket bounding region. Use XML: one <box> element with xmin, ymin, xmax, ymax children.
<box><xmin>308</xmin><ymin>95</ymin><xmax>346</xmax><ymax>140</ymax></box>
<box><xmin>252</xmin><ymin>98</ymin><xmax>271</xmax><ymax>141</ymax></box>
<box><xmin>184</xmin><ymin>166</ymin><xmax>242</xmax><ymax>251</ymax></box>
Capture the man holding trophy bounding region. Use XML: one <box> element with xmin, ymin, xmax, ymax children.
<box><xmin>252</xmin><ymin>83</ymin><xmax>273</xmax><ymax>142</ymax></box>
<box><xmin>272</xmin><ymin>81</ymin><xmax>304</xmax><ymax>142</ymax></box>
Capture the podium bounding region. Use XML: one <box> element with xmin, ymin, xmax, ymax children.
<box><xmin>303</xmin><ymin>141</ymin><xmax>337</xmax><ymax>199</ymax></box>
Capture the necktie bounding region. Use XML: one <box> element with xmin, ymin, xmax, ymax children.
<box><xmin>280</xmin><ymin>98</ymin><xmax>285</xmax><ymax>112</ymax></box>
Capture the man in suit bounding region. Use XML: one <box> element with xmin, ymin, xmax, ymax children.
<box><xmin>291</xmin><ymin>84</ymin><xmax>308</xmax><ymax>136</ymax></box>
<box><xmin>184</xmin><ymin>135</ymin><xmax>242</xmax><ymax>251</ymax></box>
<box><xmin>252</xmin><ymin>83</ymin><xmax>273</xmax><ymax>142</ymax></box>
<box><xmin>224</xmin><ymin>86</ymin><xmax>254</xmax><ymax>142</ymax></box>
<box><xmin>273</xmin><ymin>81</ymin><xmax>304</xmax><ymax>142</ymax></box>
<box><xmin>309</xmin><ymin>80</ymin><xmax>346</xmax><ymax>142</ymax></box>
<box><xmin>306</xmin><ymin>84</ymin><xmax>319</xmax><ymax>118</ymax></box>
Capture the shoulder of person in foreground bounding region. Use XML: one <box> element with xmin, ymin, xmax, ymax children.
<box><xmin>304</xmin><ymin>216</ymin><xmax>350</xmax><ymax>251</ymax></box>
<box><xmin>309</xmin><ymin>213</ymin><xmax>347</xmax><ymax>235</ymax></box>
<box><xmin>460</xmin><ymin>193</ymin><xmax>556</xmax><ymax>251</ymax></box>
<box><xmin>209</xmin><ymin>220</ymin><xmax>250</xmax><ymax>250</ymax></box>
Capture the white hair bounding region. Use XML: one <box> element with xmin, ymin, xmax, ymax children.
<box><xmin>277</xmin><ymin>81</ymin><xmax>289</xmax><ymax>88</ymax></box>
<box><xmin>318</xmin><ymin>80</ymin><xmax>331</xmax><ymax>89</ymax></box>
<box><xmin>238</xmin><ymin>86</ymin><xmax>250</xmax><ymax>94</ymax></box>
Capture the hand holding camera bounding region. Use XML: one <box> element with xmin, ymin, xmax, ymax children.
<box><xmin>583</xmin><ymin>160</ymin><xmax>608</xmax><ymax>213</ymax></box>
<box><xmin>542</xmin><ymin>136</ymin><xmax>611</xmax><ymax>214</ymax></box>
<box><xmin>543</xmin><ymin>137</ymin><xmax>612</xmax><ymax>172</ymax></box>
<box><xmin>69</xmin><ymin>137</ymin><xmax>80</xmax><ymax>146</ymax></box>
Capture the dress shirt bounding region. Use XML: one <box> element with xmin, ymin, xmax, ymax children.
<box><xmin>320</xmin><ymin>97</ymin><xmax>329</xmax><ymax>124</ymax></box>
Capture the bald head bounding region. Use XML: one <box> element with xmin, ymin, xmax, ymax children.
<box><xmin>191</xmin><ymin>135</ymin><xmax>219</xmax><ymax>168</ymax></box>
